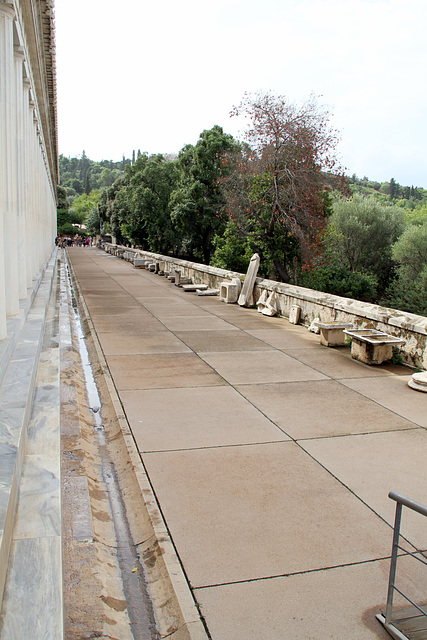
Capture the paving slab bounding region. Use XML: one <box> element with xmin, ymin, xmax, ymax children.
<box><xmin>175</xmin><ymin>330</ymin><xmax>274</xmax><ymax>353</ymax></box>
<box><xmin>235</xmin><ymin>379</ymin><xmax>417</xmax><ymax>439</ymax></box>
<box><xmin>247</xmin><ymin>326</ymin><xmax>321</xmax><ymax>350</ymax></box>
<box><xmin>121</xmin><ymin>386</ymin><xmax>289</xmax><ymax>451</ymax></box>
<box><xmin>95</xmin><ymin>331</ymin><xmax>191</xmax><ymax>356</ymax></box>
<box><xmin>93</xmin><ymin>315</ymin><xmax>167</xmax><ymax>334</ymax></box>
<box><xmin>195</xmin><ymin>558</ymin><xmax>426</xmax><ymax>640</ymax></box>
<box><xmin>301</xmin><ymin>429</ymin><xmax>427</xmax><ymax>549</ymax></box>
<box><xmin>107</xmin><ymin>353</ymin><xmax>227</xmax><ymax>390</ymax></box>
<box><xmin>199</xmin><ymin>350</ymin><xmax>327</xmax><ymax>385</ymax></box>
<box><xmin>160</xmin><ymin>315</ymin><xmax>240</xmax><ymax>332</ymax></box>
<box><xmin>285</xmin><ymin>347</ymin><xmax>403</xmax><ymax>379</ymax></box>
<box><xmin>143</xmin><ymin>441</ymin><xmax>392</xmax><ymax>587</ymax></box>
<box><xmin>341</xmin><ymin>375</ymin><xmax>427</xmax><ymax>427</ymax></box>
<box><xmin>223</xmin><ymin>310</ymin><xmax>290</xmax><ymax>329</ymax></box>
<box><xmin>136</xmin><ymin>301</ymin><xmax>213</xmax><ymax>318</ymax></box>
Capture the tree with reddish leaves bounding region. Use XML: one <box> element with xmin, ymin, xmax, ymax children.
<box><xmin>223</xmin><ymin>91</ymin><xmax>347</xmax><ymax>282</ymax></box>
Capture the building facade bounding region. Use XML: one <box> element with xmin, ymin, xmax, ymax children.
<box><xmin>0</xmin><ymin>0</ymin><xmax>57</xmax><ymax>339</ymax></box>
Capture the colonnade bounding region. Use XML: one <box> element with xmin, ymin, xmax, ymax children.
<box><xmin>0</xmin><ymin>0</ymin><xmax>57</xmax><ymax>340</ymax></box>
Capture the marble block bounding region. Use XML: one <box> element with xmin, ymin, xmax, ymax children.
<box><xmin>220</xmin><ymin>278</ymin><xmax>241</xmax><ymax>304</ymax></box>
<box><xmin>315</xmin><ymin>321</ymin><xmax>353</xmax><ymax>347</ymax></box>
<box><xmin>289</xmin><ymin>305</ymin><xmax>301</xmax><ymax>324</ymax></box>
<box><xmin>197</xmin><ymin>289</ymin><xmax>219</xmax><ymax>296</ymax></box>
<box><xmin>182</xmin><ymin>284</ymin><xmax>208</xmax><ymax>292</ymax></box>
<box><xmin>238</xmin><ymin>254</ymin><xmax>260</xmax><ymax>307</ymax></box>
<box><xmin>344</xmin><ymin>329</ymin><xmax>404</xmax><ymax>365</ymax></box>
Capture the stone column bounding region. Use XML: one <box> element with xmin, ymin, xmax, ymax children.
<box><xmin>0</xmin><ymin>1</ymin><xmax>17</xmax><ymax>337</ymax></box>
<box><xmin>22</xmin><ymin>77</ymin><xmax>33</xmax><ymax>289</ymax></box>
<box><xmin>14</xmin><ymin>45</ymin><xmax>27</xmax><ymax>299</ymax></box>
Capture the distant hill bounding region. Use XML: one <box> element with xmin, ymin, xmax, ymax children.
<box><xmin>348</xmin><ymin>175</ymin><xmax>427</xmax><ymax>209</ymax></box>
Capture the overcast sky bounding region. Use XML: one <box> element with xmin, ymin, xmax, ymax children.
<box><xmin>54</xmin><ymin>0</ymin><xmax>427</xmax><ymax>188</ymax></box>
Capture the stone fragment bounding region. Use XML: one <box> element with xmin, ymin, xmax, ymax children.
<box><xmin>182</xmin><ymin>284</ymin><xmax>208</xmax><ymax>292</ymax></box>
<box><xmin>220</xmin><ymin>278</ymin><xmax>242</xmax><ymax>304</ymax></box>
<box><xmin>197</xmin><ymin>289</ymin><xmax>219</xmax><ymax>296</ymax></box>
<box><xmin>256</xmin><ymin>290</ymin><xmax>268</xmax><ymax>313</ymax></box>
<box><xmin>262</xmin><ymin>291</ymin><xmax>278</xmax><ymax>317</ymax></box>
<box><xmin>344</xmin><ymin>329</ymin><xmax>404</xmax><ymax>365</ymax></box>
<box><xmin>408</xmin><ymin>370</ymin><xmax>427</xmax><ymax>392</ymax></box>
<box><xmin>315</xmin><ymin>321</ymin><xmax>353</xmax><ymax>347</ymax></box>
<box><xmin>289</xmin><ymin>305</ymin><xmax>301</xmax><ymax>324</ymax></box>
<box><xmin>238</xmin><ymin>254</ymin><xmax>260</xmax><ymax>307</ymax></box>
<box><xmin>308</xmin><ymin>318</ymin><xmax>321</xmax><ymax>334</ymax></box>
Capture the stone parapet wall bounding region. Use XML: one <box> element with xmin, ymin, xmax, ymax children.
<box><xmin>104</xmin><ymin>244</ymin><xmax>427</xmax><ymax>369</ymax></box>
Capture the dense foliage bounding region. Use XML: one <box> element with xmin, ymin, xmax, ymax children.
<box><xmin>57</xmin><ymin>93</ymin><xmax>427</xmax><ymax>317</ymax></box>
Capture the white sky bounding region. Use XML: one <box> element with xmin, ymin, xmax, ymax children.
<box><xmin>55</xmin><ymin>0</ymin><xmax>427</xmax><ymax>187</ymax></box>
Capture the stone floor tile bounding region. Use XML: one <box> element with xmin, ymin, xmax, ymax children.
<box><xmin>160</xmin><ymin>315</ymin><xmax>239</xmax><ymax>332</ymax></box>
<box><xmin>142</xmin><ymin>442</ymin><xmax>391</xmax><ymax>587</ymax></box>
<box><xmin>194</xmin><ymin>559</ymin><xmax>424</xmax><ymax>640</ymax></box>
<box><xmin>284</xmin><ymin>347</ymin><xmax>402</xmax><ymax>379</ymax></box>
<box><xmin>97</xmin><ymin>331</ymin><xmax>191</xmax><ymax>355</ymax></box>
<box><xmin>235</xmin><ymin>380</ymin><xmax>417</xmax><ymax>439</ymax></box>
<box><xmin>81</xmin><ymin>303</ymin><xmax>144</xmax><ymax>316</ymax></box>
<box><xmin>223</xmin><ymin>311</ymin><xmax>290</xmax><ymax>329</ymax></box>
<box><xmin>247</xmin><ymin>327</ymin><xmax>321</xmax><ymax>350</ymax></box>
<box><xmin>175</xmin><ymin>330</ymin><xmax>274</xmax><ymax>353</ymax></box>
<box><xmin>91</xmin><ymin>315</ymin><xmax>167</xmax><ymax>334</ymax></box>
<box><xmin>121</xmin><ymin>386</ymin><xmax>289</xmax><ymax>451</ymax></box>
<box><xmin>107</xmin><ymin>353</ymin><xmax>226</xmax><ymax>390</ymax></box>
<box><xmin>199</xmin><ymin>350</ymin><xmax>327</xmax><ymax>384</ymax></box>
<box><xmin>137</xmin><ymin>303</ymin><xmax>212</xmax><ymax>318</ymax></box>
<box><xmin>341</xmin><ymin>375</ymin><xmax>427</xmax><ymax>427</ymax></box>
<box><xmin>300</xmin><ymin>428</ymin><xmax>427</xmax><ymax>550</ymax></box>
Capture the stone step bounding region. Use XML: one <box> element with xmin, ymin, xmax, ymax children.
<box><xmin>0</xmin><ymin>248</ymin><xmax>59</xmax><ymax>622</ymax></box>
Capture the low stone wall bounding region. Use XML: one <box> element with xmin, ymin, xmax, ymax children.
<box><xmin>103</xmin><ymin>244</ymin><xmax>427</xmax><ymax>369</ymax></box>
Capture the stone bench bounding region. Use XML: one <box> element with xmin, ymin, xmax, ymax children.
<box><xmin>315</xmin><ymin>321</ymin><xmax>353</xmax><ymax>347</ymax></box>
<box><xmin>344</xmin><ymin>329</ymin><xmax>404</xmax><ymax>365</ymax></box>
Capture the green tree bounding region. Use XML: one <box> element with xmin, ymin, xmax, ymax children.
<box><xmin>385</xmin><ymin>221</ymin><xmax>427</xmax><ymax>315</ymax></box>
<box><xmin>210</xmin><ymin>220</ymin><xmax>253</xmax><ymax>273</ymax></box>
<box><xmin>117</xmin><ymin>154</ymin><xmax>179</xmax><ymax>252</ymax></box>
<box><xmin>70</xmin><ymin>190</ymin><xmax>101</xmax><ymax>225</ymax></box>
<box><xmin>56</xmin><ymin>185</ymin><xmax>68</xmax><ymax>210</ymax></box>
<box><xmin>223</xmin><ymin>91</ymin><xmax>346</xmax><ymax>282</ymax></box>
<box><xmin>170</xmin><ymin>125</ymin><xmax>238</xmax><ymax>263</ymax></box>
<box><xmin>326</xmin><ymin>194</ymin><xmax>405</xmax><ymax>295</ymax></box>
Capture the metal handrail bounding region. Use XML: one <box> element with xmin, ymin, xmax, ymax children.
<box><xmin>389</xmin><ymin>491</ymin><xmax>427</xmax><ymax>519</ymax></box>
<box><xmin>378</xmin><ymin>491</ymin><xmax>427</xmax><ymax>639</ymax></box>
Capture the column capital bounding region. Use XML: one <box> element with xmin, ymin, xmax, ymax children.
<box><xmin>14</xmin><ymin>45</ymin><xmax>25</xmax><ymax>61</ymax></box>
<box><xmin>0</xmin><ymin>2</ymin><xmax>15</xmax><ymax>19</ymax></box>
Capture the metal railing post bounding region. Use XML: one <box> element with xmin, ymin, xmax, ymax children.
<box><xmin>385</xmin><ymin>500</ymin><xmax>403</xmax><ymax>624</ymax></box>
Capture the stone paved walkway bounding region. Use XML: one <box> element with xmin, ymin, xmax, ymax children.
<box><xmin>67</xmin><ymin>246</ymin><xmax>427</xmax><ymax>640</ymax></box>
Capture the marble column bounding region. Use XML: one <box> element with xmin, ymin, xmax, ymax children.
<box><xmin>0</xmin><ymin>1</ymin><xmax>17</xmax><ymax>337</ymax></box>
<box><xmin>14</xmin><ymin>45</ymin><xmax>27</xmax><ymax>299</ymax></box>
<box><xmin>22</xmin><ymin>78</ymin><xmax>33</xmax><ymax>290</ymax></box>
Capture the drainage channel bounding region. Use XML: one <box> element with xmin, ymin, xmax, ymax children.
<box><xmin>64</xmin><ymin>258</ymin><xmax>159</xmax><ymax>640</ymax></box>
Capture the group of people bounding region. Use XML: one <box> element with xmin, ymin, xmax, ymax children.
<box><xmin>55</xmin><ymin>235</ymin><xmax>94</xmax><ymax>248</ymax></box>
